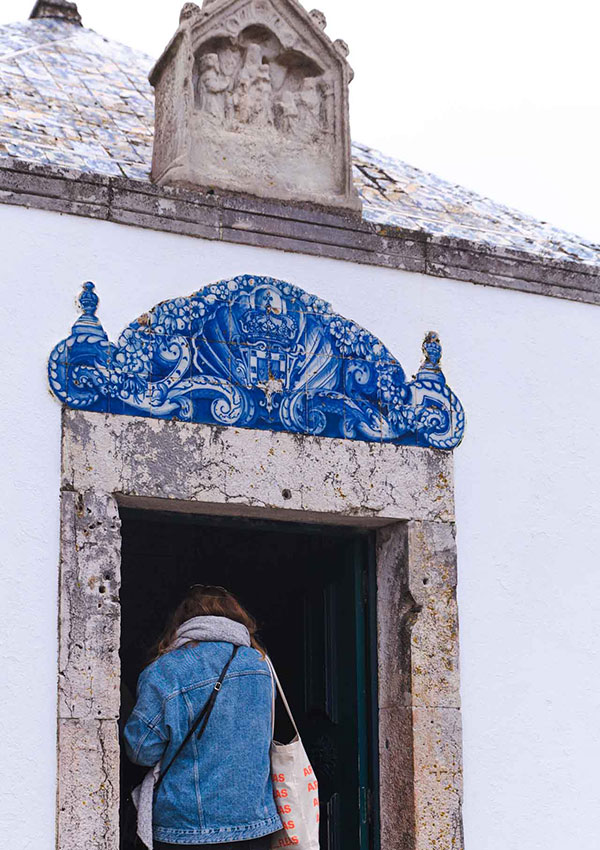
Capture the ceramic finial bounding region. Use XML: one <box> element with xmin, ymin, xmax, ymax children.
<box><xmin>71</xmin><ymin>281</ymin><xmax>107</xmax><ymax>338</ymax></box>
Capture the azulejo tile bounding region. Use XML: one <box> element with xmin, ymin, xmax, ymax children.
<box><xmin>47</xmin><ymin>276</ymin><xmax>465</xmax><ymax>450</ymax></box>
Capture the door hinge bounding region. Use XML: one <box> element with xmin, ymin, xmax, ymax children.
<box><xmin>359</xmin><ymin>785</ymin><xmax>373</xmax><ymax>825</ymax></box>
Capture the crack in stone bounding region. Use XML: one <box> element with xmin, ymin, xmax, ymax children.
<box><xmin>97</xmin><ymin>721</ymin><xmax>116</xmax><ymax>821</ymax></box>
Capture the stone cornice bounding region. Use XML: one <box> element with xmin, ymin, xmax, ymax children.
<box><xmin>1</xmin><ymin>157</ymin><xmax>598</xmax><ymax>306</ymax></box>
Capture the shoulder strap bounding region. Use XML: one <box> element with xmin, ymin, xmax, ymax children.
<box><xmin>155</xmin><ymin>644</ymin><xmax>239</xmax><ymax>791</ymax></box>
<box><xmin>265</xmin><ymin>655</ymin><xmax>299</xmax><ymax>738</ymax></box>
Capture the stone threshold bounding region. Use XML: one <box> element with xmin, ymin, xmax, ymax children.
<box><xmin>1</xmin><ymin>157</ymin><xmax>598</xmax><ymax>306</ymax></box>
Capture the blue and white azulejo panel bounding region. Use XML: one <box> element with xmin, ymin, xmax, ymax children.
<box><xmin>48</xmin><ymin>274</ymin><xmax>465</xmax><ymax>450</ymax></box>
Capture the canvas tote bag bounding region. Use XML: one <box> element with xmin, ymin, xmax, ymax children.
<box><xmin>266</xmin><ymin>657</ymin><xmax>320</xmax><ymax>850</ymax></box>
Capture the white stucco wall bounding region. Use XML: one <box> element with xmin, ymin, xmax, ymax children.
<box><xmin>1</xmin><ymin>203</ymin><xmax>599</xmax><ymax>850</ymax></box>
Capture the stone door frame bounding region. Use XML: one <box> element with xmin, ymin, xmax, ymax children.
<box><xmin>57</xmin><ymin>408</ymin><xmax>464</xmax><ymax>850</ymax></box>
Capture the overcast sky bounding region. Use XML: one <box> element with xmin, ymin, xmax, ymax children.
<box><xmin>5</xmin><ymin>0</ymin><xmax>600</xmax><ymax>242</ymax></box>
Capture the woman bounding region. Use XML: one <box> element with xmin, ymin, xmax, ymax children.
<box><xmin>124</xmin><ymin>585</ymin><xmax>282</xmax><ymax>850</ymax></box>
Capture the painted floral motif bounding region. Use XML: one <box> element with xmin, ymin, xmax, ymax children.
<box><xmin>48</xmin><ymin>275</ymin><xmax>465</xmax><ymax>450</ymax></box>
<box><xmin>328</xmin><ymin>318</ymin><xmax>382</xmax><ymax>360</ymax></box>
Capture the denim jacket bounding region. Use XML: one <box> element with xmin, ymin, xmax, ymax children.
<box><xmin>124</xmin><ymin>641</ymin><xmax>282</xmax><ymax>845</ymax></box>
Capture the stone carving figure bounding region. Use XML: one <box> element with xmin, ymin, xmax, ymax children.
<box><xmin>196</xmin><ymin>40</ymin><xmax>332</xmax><ymax>138</ymax></box>
<box><xmin>275</xmin><ymin>89</ymin><xmax>299</xmax><ymax>133</ymax></box>
<box><xmin>249</xmin><ymin>63</ymin><xmax>274</xmax><ymax>126</ymax></box>
<box><xmin>295</xmin><ymin>77</ymin><xmax>322</xmax><ymax>135</ymax></box>
<box><xmin>233</xmin><ymin>43</ymin><xmax>261</xmax><ymax>124</ymax></box>
<box><xmin>233</xmin><ymin>44</ymin><xmax>274</xmax><ymax>126</ymax></box>
<box><xmin>220</xmin><ymin>47</ymin><xmax>241</xmax><ymax>124</ymax></box>
<box><xmin>198</xmin><ymin>53</ymin><xmax>229</xmax><ymax>122</ymax></box>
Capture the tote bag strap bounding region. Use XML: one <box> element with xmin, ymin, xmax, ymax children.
<box><xmin>265</xmin><ymin>655</ymin><xmax>300</xmax><ymax>739</ymax></box>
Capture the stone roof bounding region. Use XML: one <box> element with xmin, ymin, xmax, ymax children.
<box><xmin>1</xmin><ymin>15</ymin><xmax>599</xmax><ymax>269</ymax></box>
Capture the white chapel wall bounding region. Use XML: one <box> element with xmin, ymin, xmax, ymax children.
<box><xmin>1</xmin><ymin>202</ymin><xmax>599</xmax><ymax>850</ymax></box>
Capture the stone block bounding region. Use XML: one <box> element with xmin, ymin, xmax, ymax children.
<box><xmin>378</xmin><ymin>705</ymin><xmax>415</xmax><ymax>850</ymax></box>
<box><xmin>58</xmin><ymin>490</ymin><xmax>121</xmax><ymax>720</ymax></box>
<box><xmin>63</xmin><ymin>411</ymin><xmax>227</xmax><ymax>504</ymax></box>
<box><xmin>407</xmin><ymin>521</ymin><xmax>461</xmax><ymax>709</ymax></box>
<box><xmin>57</xmin><ymin>718</ymin><xmax>120</xmax><ymax>850</ymax></box>
<box><xmin>299</xmin><ymin>437</ymin><xmax>454</xmax><ymax>522</ymax></box>
<box><xmin>375</xmin><ymin>524</ymin><xmax>411</xmax><ymax>709</ymax></box>
<box><xmin>377</xmin><ymin>705</ymin><xmax>463</xmax><ymax>850</ymax></box>
<box><xmin>364</xmin><ymin>445</ymin><xmax>455</xmax><ymax>522</ymax></box>
<box><xmin>376</xmin><ymin>520</ymin><xmax>460</xmax><ymax>712</ymax></box>
<box><xmin>221</xmin><ymin>427</ymin><xmax>305</xmax><ymax>512</ymax></box>
<box><xmin>412</xmin><ymin>706</ymin><xmax>464</xmax><ymax>850</ymax></box>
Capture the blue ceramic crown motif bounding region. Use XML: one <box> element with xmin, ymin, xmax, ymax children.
<box><xmin>48</xmin><ymin>275</ymin><xmax>465</xmax><ymax>449</ymax></box>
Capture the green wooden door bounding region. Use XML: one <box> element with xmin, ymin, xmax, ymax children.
<box><xmin>119</xmin><ymin>512</ymin><xmax>378</xmax><ymax>850</ymax></box>
<box><xmin>299</xmin><ymin>536</ymin><xmax>375</xmax><ymax>850</ymax></box>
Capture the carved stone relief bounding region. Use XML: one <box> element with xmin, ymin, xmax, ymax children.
<box><xmin>194</xmin><ymin>34</ymin><xmax>331</xmax><ymax>140</ymax></box>
<box><xmin>149</xmin><ymin>0</ymin><xmax>361</xmax><ymax>211</ymax></box>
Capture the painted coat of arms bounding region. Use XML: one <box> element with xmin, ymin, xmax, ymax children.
<box><xmin>48</xmin><ymin>275</ymin><xmax>465</xmax><ymax>450</ymax></box>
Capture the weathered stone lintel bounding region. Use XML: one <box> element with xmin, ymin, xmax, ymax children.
<box><xmin>61</xmin><ymin>409</ymin><xmax>455</xmax><ymax>524</ymax></box>
<box><xmin>2</xmin><ymin>158</ymin><xmax>598</xmax><ymax>305</ymax></box>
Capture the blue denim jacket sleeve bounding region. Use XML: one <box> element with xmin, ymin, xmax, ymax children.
<box><xmin>123</xmin><ymin>666</ymin><xmax>169</xmax><ymax>767</ymax></box>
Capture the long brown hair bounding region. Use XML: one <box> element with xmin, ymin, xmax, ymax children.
<box><xmin>150</xmin><ymin>585</ymin><xmax>266</xmax><ymax>662</ymax></box>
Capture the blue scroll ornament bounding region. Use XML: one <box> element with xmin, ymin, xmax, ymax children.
<box><xmin>48</xmin><ymin>275</ymin><xmax>465</xmax><ymax>450</ymax></box>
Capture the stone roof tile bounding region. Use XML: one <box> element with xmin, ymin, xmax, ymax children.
<box><xmin>1</xmin><ymin>16</ymin><xmax>599</xmax><ymax>268</ymax></box>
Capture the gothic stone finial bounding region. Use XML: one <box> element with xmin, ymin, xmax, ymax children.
<box><xmin>180</xmin><ymin>2</ymin><xmax>201</xmax><ymax>23</ymax></box>
<box><xmin>309</xmin><ymin>9</ymin><xmax>327</xmax><ymax>29</ymax></box>
<box><xmin>30</xmin><ymin>0</ymin><xmax>82</xmax><ymax>25</ymax></box>
<box><xmin>149</xmin><ymin>0</ymin><xmax>361</xmax><ymax>213</ymax></box>
<box><xmin>333</xmin><ymin>38</ymin><xmax>350</xmax><ymax>58</ymax></box>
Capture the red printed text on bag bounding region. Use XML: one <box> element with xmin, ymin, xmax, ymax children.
<box><xmin>274</xmin><ymin>836</ymin><xmax>299</xmax><ymax>847</ymax></box>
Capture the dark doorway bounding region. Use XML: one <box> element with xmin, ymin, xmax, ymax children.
<box><xmin>119</xmin><ymin>509</ymin><xmax>379</xmax><ymax>850</ymax></box>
